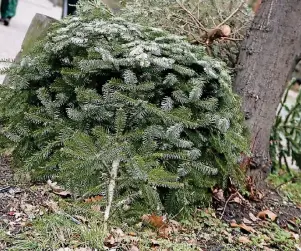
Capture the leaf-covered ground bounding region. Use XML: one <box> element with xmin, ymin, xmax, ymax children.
<box><xmin>1</xmin><ymin>157</ymin><xmax>301</xmax><ymax>251</ymax></box>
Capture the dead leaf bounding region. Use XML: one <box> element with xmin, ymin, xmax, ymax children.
<box><xmin>169</xmin><ymin>219</ymin><xmax>181</xmax><ymax>234</ymax></box>
<box><xmin>233</xmin><ymin>196</ymin><xmax>242</xmax><ymax>204</ymax></box>
<box><xmin>84</xmin><ymin>195</ymin><xmax>104</xmax><ymax>203</ymax></box>
<box><xmin>158</xmin><ymin>226</ymin><xmax>173</xmax><ymax>238</ymax></box>
<box><xmin>230</xmin><ymin>222</ymin><xmax>255</xmax><ymax>233</ymax></box>
<box><xmin>91</xmin><ymin>205</ymin><xmax>101</xmax><ymax>212</ymax></box>
<box><xmin>295</xmin><ymin>244</ymin><xmax>301</xmax><ymax>251</ymax></box>
<box><xmin>45</xmin><ymin>200</ymin><xmax>60</xmax><ymax>213</ymax></box>
<box><xmin>243</xmin><ymin>218</ymin><xmax>252</xmax><ymax>225</ymax></box>
<box><xmin>291</xmin><ymin>232</ymin><xmax>299</xmax><ymax>241</ymax></box>
<box><xmin>57</xmin><ymin>229</ymin><xmax>66</xmax><ymax>243</ymax></box>
<box><xmin>213</xmin><ymin>188</ymin><xmax>225</xmax><ymax>201</ymax></box>
<box><xmin>129</xmin><ymin>245</ymin><xmax>139</xmax><ymax>251</ymax></box>
<box><xmin>187</xmin><ymin>238</ymin><xmax>198</xmax><ymax>245</ymax></box>
<box><xmin>151</xmin><ymin>239</ymin><xmax>160</xmax><ymax>248</ymax></box>
<box><xmin>112</xmin><ymin>228</ymin><xmax>125</xmax><ymax>237</ymax></box>
<box><xmin>264</xmin><ymin>247</ymin><xmax>275</xmax><ymax>251</ymax></box>
<box><xmin>47</xmin><ymin>180</ymin><xmax>71</xmax><ymax>197</ymax></box>
<box><xmin>128</xmin><ymin>231</ymin><xmax>137</xmax><ymax>236</ymax></box>
<box><xmin>20</xmin><ymin>203</ymin><xmax>36</xmax><ymax>215</ymax></box>
<box><xmin>74</xmin><ymin>215</ymin><xmax>88</xmax><ymax>224</ymax></box>
<box><xmin>257</xmin><ymin>210</ymin><xmax>277</xmax><ymax>221</ymax></box>
<box><xmin>104</xmin><ymin>234</ymin><xmax>116</xmax><ymax>247</ymax></box>
<box><xmin>227</xmin><ymin>235</ymin><xmax>234</xmax><ymax>243</ymax></box>
<box><xmin>142</xmin><ymin>214</ymin><xmax>166</xmax><ymax>228</ymax></box>
<box><xmin>249</xmin><ymin>212</ymin><xmax>258</xmax><ymax>222</ymax></box>
<box><xmin>238</xmin><ymin>236</ymin><xmax>252</xmax><ymax>244</ymax></box>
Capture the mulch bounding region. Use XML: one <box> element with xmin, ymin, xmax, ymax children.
<box><xmin>0</xmin><ymin>156</ymin><xmax>52</xmax><ymax>250</ymax></box>
<box><xmin>214</xmin><ymin>186</ymin><xmax>301</xmax><ymax>234</ymax></box>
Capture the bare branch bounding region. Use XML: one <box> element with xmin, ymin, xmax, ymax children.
<box><xmin>176</xmin><ymin>0</ymin><xmax>208</xmax><ymax>32</ymax></box>
<box><xmin>217</xmin><ymin>1</ymin><xmax>245</xmax><ymax>28</ymax></box>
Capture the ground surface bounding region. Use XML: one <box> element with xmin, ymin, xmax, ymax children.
<box><xmin>0</xmin><ymin>0</ymin><xmax>61</xmax><ymax>83</ymax></box>
<box><xmin>1</xmin><ymin>157</ymin><xmax>301</xmax><ymax>250</ymax></box>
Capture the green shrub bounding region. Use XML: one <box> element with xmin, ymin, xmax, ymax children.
<box><xmin>0</xmin><ymin>3</ymin><xmax>247</xmax><ymax>219</ymax></box>
<box><xmin>270</xmin><ymin>79</ymin><xmax>301</xmax><ymax>172</ymax></box>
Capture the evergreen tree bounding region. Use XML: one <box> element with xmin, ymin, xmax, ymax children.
<box><xmin>0</xmin><ymin>1</ymin><xmax>248</xmax><ymax>220</ymax></box>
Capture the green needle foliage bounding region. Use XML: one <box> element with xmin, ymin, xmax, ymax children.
<box><xmin>0</xmin><ymin>1</ymin><xmax>248</xmax><ymax>219</ymax></box>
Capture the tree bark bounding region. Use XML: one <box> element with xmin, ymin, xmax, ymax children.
<box><xmin>234</xmin><ymin>0</ymin><xmax>301</xmax><ymax>186</ymax></box>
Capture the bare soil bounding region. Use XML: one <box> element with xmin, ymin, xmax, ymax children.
<box><xmin>214</xmin><ymin>187</ymin><xmax>301</xmax><ymax>234</ymax></box>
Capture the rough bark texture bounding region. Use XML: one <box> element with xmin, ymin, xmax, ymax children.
<box><xmin>234</xmin><ymin>0</ymin><xmax>301</xmax><ymax>186</ymax></box>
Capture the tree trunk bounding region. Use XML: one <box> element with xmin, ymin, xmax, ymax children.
<box><xmin>234</xmin><ymin>0</ymin><xmax>301</xmax><ymax>186</ymax></box>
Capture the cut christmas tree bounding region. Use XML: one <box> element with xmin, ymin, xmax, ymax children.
<box><xmin>0</xmin><ymin>2</ymin><xmax>248</xmax><ymax>221</ymax></box>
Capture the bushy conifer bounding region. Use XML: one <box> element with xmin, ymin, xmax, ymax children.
<box><xmin>0</xmin><ymin>1</ymin><xmax>248</xmax><ymax>219</ymax></box>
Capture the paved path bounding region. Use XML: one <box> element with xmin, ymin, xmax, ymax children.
<box><xmin>0</xmin><ymin>0</ymin><xmax>62</xmax><ymax>83</ymax></box>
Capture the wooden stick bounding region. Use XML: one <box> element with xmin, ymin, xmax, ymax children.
<box><xmin>103</xmin><ymin>159</ymin><xmax>120</xmax><ymax>232</ymax></box>
<box><xmin>219</xmin><ymin>192</ymin><xmax>237</xmax><ymax>220</ymax></box>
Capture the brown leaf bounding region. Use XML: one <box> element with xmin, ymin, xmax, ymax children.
<box><xmin>84</xmin><ymin>195</ymin><xmax>104</xmax><ymax>203</ymax></box>
<box><xmin>128</xmin><ymin>231</ymin><xmax>137</xmax><ymax>236</ymax></box>
<box><xmin>158</xmin><ymin>226</ymin><xmax>173</xmax><ymax>238</ymax></box>
<box><xmin>112</xmin><ymin>228</ymin><xmax>125</xmax><ymax>238</ymax></box>
<box><xmin>232</xmin><ymin>196</ymin><xmax>242</xmax><ymax>204</ymax></box>
<box><xmin>74</xmin><ymin>215</ymin><xmax>88</xmax><ymax>224</ymax></box>
<box><xmin>91</xmin><ymin>205</ymin><xmax>101</xmax><ymax>212</ymax></box>
<box><xmin>290</xmin><ymin>232</ymin><xmax>299</xmax><ymax>241</ymax></box>
<box><xmin>295</xmin><ymin>244</ymin><xmax>301</xmax><ymax>251</ymax></box>
<box><xmin>169</xmin><ymin>219</ymin><xmax>181</xmax><ymax>234</ymax></box>
<box><xmin>257</xmin><ymin>191</ymin><xmax>264</xmax><ymax>200</ymax></box>
<box><xmin>142</xmin><ymin>214</ymin><xmax>166</xmax><ymax>228</ymax></box>
<box><xmin>230</xmin><ymin>222</ymin><xmax>255</xmax><ymax>233</ymax></box>
<box><xmin>264</xmin><ymin>248</ymin><xmax>275</xmax><ymax>251</ymax></box>
<box><xmin>238</xmin><ymin>236</ymin><xmax>252</xmax><ymax>244</ymax></box>
<box><xmin>129</xmin><ymin>245</ymin><xmax>139</xmax><ymax>251</ymax></box>
<box><xmin>249</xmin><ymin>212</ymin><xmax>258</xmax><ymax>222</ymax></box>
<box><xmin>47</xmin><ymin>180</ymin><xmax>71</xmax><ymax>197</ymax></box>
<box><xmin>243</xmin><ymin>218</ymin><xmax>252</xmax><ymax>225</ymax></box>
<box><xmin>213</xmin><ymin>188</ymin><xmax>225</xmax><ymax>201</ymax></box>
<box><xmin>104</xmin><ymin>234</ymin><xmax>116</xmax><ymax>247</ymax></box>
<box><xmin>45</xmin><ymin>200</ymin><xmax>60</xmax><ymax>213</ymax></box>
<box><xmin>150</xmin><ymin>239</ymin><xmax>160</xmax><ymax>248</ymax></box>
<box><xmin>257</xmin><ymin>210</ymin><xmax>277</xmax><ymax>221</ymax></box>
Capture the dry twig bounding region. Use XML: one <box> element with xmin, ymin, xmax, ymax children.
<box><xmin>176</xmin><ymin>0</ymin><xmax>208</xmax><ymax>32</ymax></box>
<box><xmin>216</xmin><ymin>1</ymin><xmax>245</xmax><ymax>28</ymax></box>
<box><xmin>219</xmin><ymin>192</ymin><xmax>238</xmax><ymax>219</ymax></box>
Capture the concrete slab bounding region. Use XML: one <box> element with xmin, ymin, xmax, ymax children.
<box><xmin>0</xmin><ymin>0</ymin><xmax>62</xmax><ymax>83</ymax></box>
